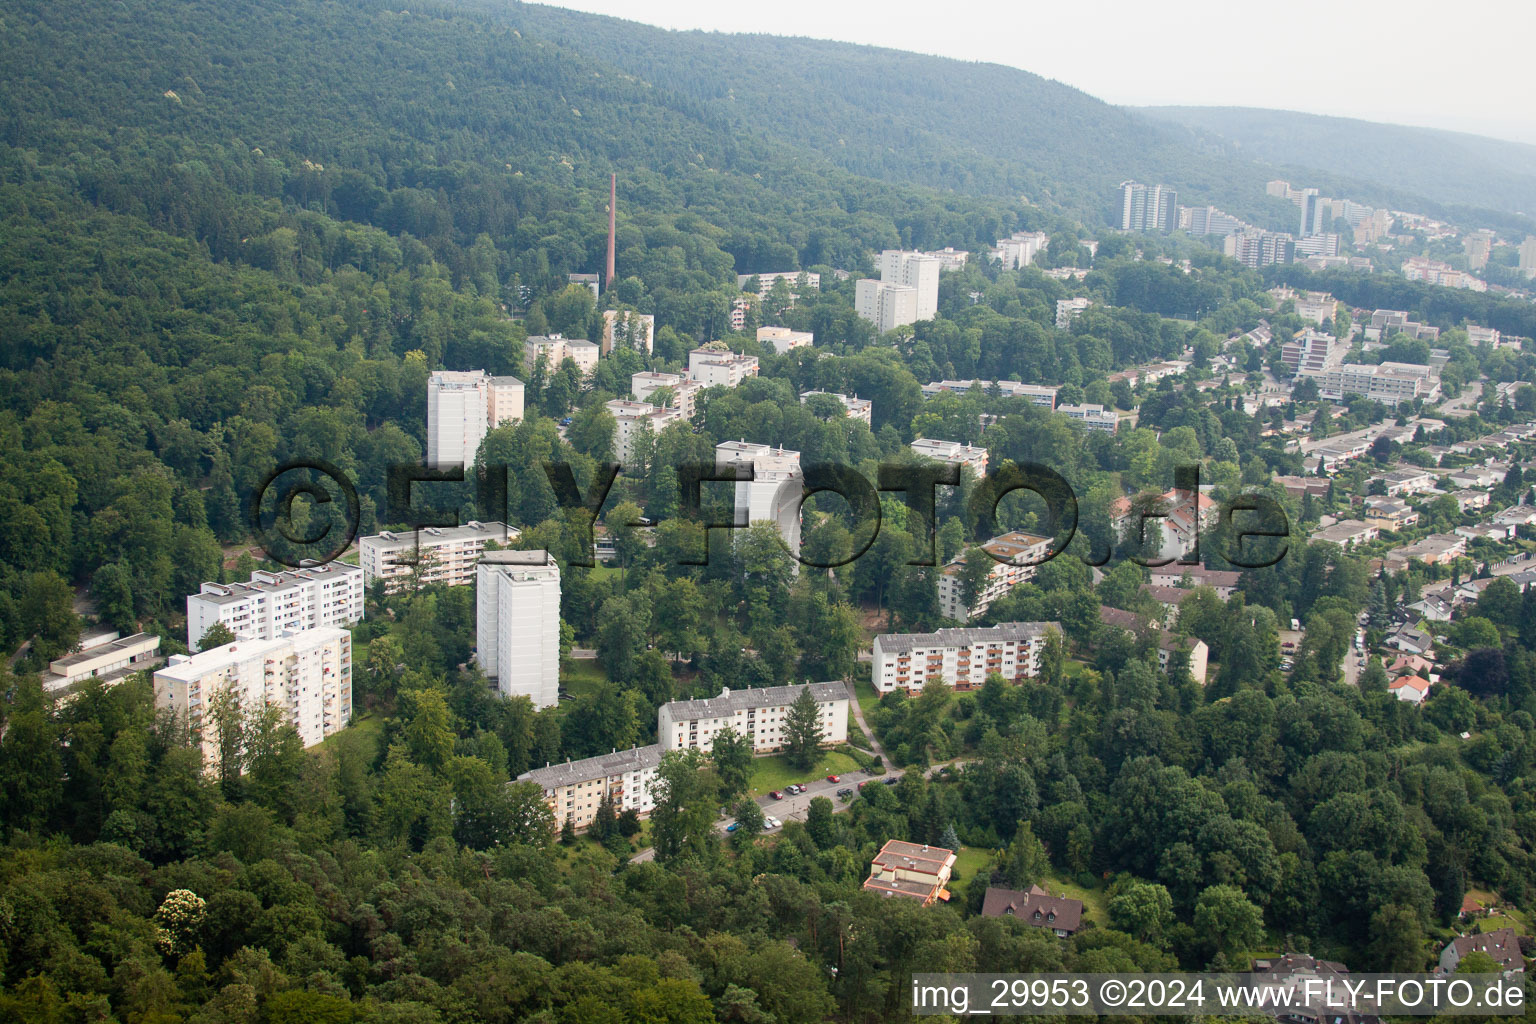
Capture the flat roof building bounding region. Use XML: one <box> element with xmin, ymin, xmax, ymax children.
<box><xmin>476</xmin><ymin>550</ymin><xmax>561</xmax><ymax>708</ymax></box>
<box><xmin>872</xmin><ymin>622</ymin><xmax>1061</xmax><ymax>694</ymax></box>
<box><xmin>186</xmin><ymin>562</ymin><xmax>364</xmax><ymax>650</ymax></box>
<box><xmin>358</xmin><ymin>521</ymin><xmax>517</xmax><ymax>594</ymax></box>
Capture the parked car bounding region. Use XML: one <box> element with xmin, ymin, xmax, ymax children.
<box><xmin>725</xmin><ymin>822</ymin><xmax>740</xmax><ymax>832</ymax></box>
<box><xmin>883</xmin><ymin>777</ymin><xmax>900</xmax><ymax>786</ymax></box>
<box><xmin>826</xmin><ymin>774</ymin><xmax>840</xmax><ymax>783</ymax></box>
<box><xmin>764</xmin><ymin>816</ymin><xmax>781</xmax><ymax>829</ymax></box>
<box><xmin>785</xmin><ymin>784</ymin><xmax>800</xmax><ymax>795</ymax></box>
<box><xmin>836</xmin><ymin>788</ymin><xmax>854</xmax><ymax>801</ymax></box>
<box><xmin>769</xmin><ymin>790</ymin><xmax>784</xmax><ymax>800</ymax></box>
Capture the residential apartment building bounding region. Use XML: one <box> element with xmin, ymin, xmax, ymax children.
<box><xmin>872</xmin><ymin>622</ymin><xmax>1061</xmax><ymax>693</ymax></box>
<box><xmin>1147</xmin><ymin>565</ymin><xmax>1240</xmax><ymax>597</ymax></box>
<box><xmin>524</xmin><ymin>334</ymin><xmax>599</xmax><ymax>377</ymax></box>
<box><xmin>921</xmin><ymin>380</ymin><xmax>1058</xmax><ymax>408</ymax></box>
<box><xmin>45</xmin><ymin>632</ymin><xmax>162</xmax><ymax>693</ymax></box>
<box><xmin>910</xmin><ymin>438</ymin><xmax>989</xmax><ymax>476</ymax></box>
<box><xmin>426</xmin><ymin>370</ymin><xmax>526</xmax><ymax>468</ymax></box>
<box><xmin>1309</xmin><ymin>519</ymin><xmax>1379</xmax><ymax>549</ymax></box>
<box><xmin>688</xmin><ymin>345</ymin><xmax>760</xmax><ymax>388</ymax></box>
<box><xmin>186</xmin><ymin>562</ymin><xmax>365</xmax><ymax>650</ymax></box>
<box><xmin>1055</xmin><ymin>297</ymin><xmax>1092</xmax><ymax>329</ymax></box>
<box><xmin>936</xmin><ymin>532</ymin><xmax>1052</xmax><ymax>620</ymax></box>
<box><xmin>1058</xmin><ymin>403</ymin><xmax>1119</xmax><ymax>433</ymax></box>
<box><xmin>800</xmin><ymin>390</ymin><xmax>872</xmax><ymax>425</ymax></box>
<box><xmin>656</xmin><ymin>682</ymin><xmax>849</xmax><ymax>754</ymax></box>
<box><xmin>1520</xmin><ymin>237</ymin><xmax>1536</xmax><ymax>279</ymax></box>
<box><xmin>757</xmin><ymin>326</ymin><xmax>814</xmax><ymax>353</ymax></box>
<box><xmin>155</xmin><ymin>627</ymin><xmax>352</xmax><ymax>774</ymax></box>
<box><xmin>599</xmin><ymin>310</ymin><xmax>655</xmax><ymax>355</ymax></box>
<box><xmin>1223</xmin><ymin>230</ymin><xmax>1295</xmax><ymax>268</ymax></box>
<box><xmin>991</xmin><ymin>230</ymin><xmax>1049</xmax><ymax>269</ymax></box>
<box><xmin>737</xmin><ymin>271</ymin><xmax>820</xmax><ymax>297</ymax></box>
<box><xmin>715</xmin><ymin>441</ymin><xmax>803</xmax><ymax>556</ymax></box>
<box><xmin>1181</xmin><ymin>205</ymin><xmax>1247</xmax><ymax>237</ymax></box>
<box><xmin>1464</xmin><ymin>230</ymin><xmax>1495</xmax><ymax>271</ymax></box>
<box><xmin>863</xmin><ymin>840</ymin><xmax>957</xmax><ymax>904</ymax></box>
<box><xmin>631</xmin><ymin>370</ymin><xmax>702</xmax><ymax>420</ymax></box>
<box><xmin>476</xmin><ymin>550</ymin><xmax>561</xmax><ymax>707</ymax></box>
<box><xmin>1119</xmin><ymin>181</ymin><xmax>1178</xmax><ymax>232</ymax></box>
<box><xmin>1367</xmin><ymin>310</ymin><xmax>1440</xmax><ymax>342</ymax></box>
<box><xmin>519</xmin><ymin>744</ymin><xmax>663</xmax><ymax>832</ymax></box>
<box><xmin>1299</xmin><ymin>361</ymin><xmax>1435</xmax><ymax>402</ymax></box>
<box><xmin>358</xmin><ymin>521</ymin><xmax>516</xmax><ymax>594</ymax></box>
<box><xmin>605</xmin><ymin>400</ymin><xmax>683</xmax><ymax>463</ymax></box>
<box><xmin>854</xmin><ymin>251</ymin><xmax>940</xmax><ymax>332</ymax></box>
<box><xmin>1281</xmin><ymin>329</ymin><xmax>1345</xmax><ymax>376</ymax></box>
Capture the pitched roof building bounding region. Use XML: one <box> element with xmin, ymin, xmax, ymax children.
<box><xmin>980</xmin><ymin>885</ymin><xmax>1084</xmax><ymax>936</ymax></box>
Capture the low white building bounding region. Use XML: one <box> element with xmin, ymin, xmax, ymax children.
<box><xmin>800</xmin><ymin>390</ymin><xmax>872</xmax><ymax>425</ymax></box>
<box><xmin>872</xmin><ymin>622</ymin><xmax>1061</xmax><ymax>693</ymax></box>
<box><xmin>758</xmin><ymin>326</ymin><xmax>814</xmax><ymax>353</ymax></box>
<box><xmin>358</xmin><ymin>521</ymin><xmax>516</xmax><ymax>594</ymax></box>
<box><xmin>155</xmin><ymin>627</ymin><xmax>352</xmax><ymax>774</ymax></box>
<box><xmin>656</xmin><ymin>682</ymin><xmax>849</xmax><ymax>754</ymax></box>
<box><xmin>186</xmin><ymin>563</ymin><xmax>365</xmax><ymax>650</ymax></box>
<box><xmin>606</xmin><ymin>400</ymin><xmax>683</xmax><ymax>463</ymax></box>
<box><xmin>910</xmin><ymin>438</ymin><xmax>989</xmax><ymax>476</ymax></box>
<box><xmin>519</xmin><ymin>743</ymin><xmax>663</xmax><ymax>833</ymax></box>
<box><xmin>921</xmin><ymin>380</ymin><xmax>1058</xmax><ymax>408</ymax></box>
<box><xmin>1055</xmin><ymin>297</ymin><xmax>1092</xmax><ymax>329</ymax></box>
<box><xmin>1058</xmin><ymin>403</ymin><xmax>1120</xmax><ymax>433</ymax></box>
<box><xmin>45</xmin><ymin>632</ymin><xmax>161</xmax><ymax>693</ymax></box>
<box><xmin>476</xmin><ymin>550</ymin><xmax>561</xmax><ymax>708</ymax></box>
<box><xmin>688</xmin><ymin>346</ymin><xmax>760</xmax><ymax>388</ymax></box>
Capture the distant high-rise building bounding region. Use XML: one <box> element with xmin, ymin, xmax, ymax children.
<box><xmin>1299</xmin><ymin>191</ymin><xmax>1327</xmax><ymax>237</ymax></box>
<box><xmin>715</xmin><ymin>441</ymin><xmax>803</xmax><ymax>557</ymax></box>
<box><xmin>1119</xmin><ymin>181</ymin><xmax>1177</xmax><ymax>232</ymax></box>
<box><xmin>476</xmin><ymin>550</ymin><xmax>561</xmax><ymax>707</ymax></box>
<box><xmin>854</xmin><ymin>251</ymin><xmax>941</xmax><ymax>332</ymax></box>
<box><xmin>427</xmin><ymin>370</ymin><xmax>524</xmax><ymax>468</ymax></box>
<box><xmin>1224</xmin><ymin>230</ymin><xmax>1295</xmax><ymax>268</ymax></box>
<box><xmin>1464</xmin><ymin>230</ymin><xmax>1494</xmax><ymax>271</ymax></box>
<box><xmin>1521</xmin><ymin>236</ymin><xmax>1536</xmax><ymax>278</ymax></box>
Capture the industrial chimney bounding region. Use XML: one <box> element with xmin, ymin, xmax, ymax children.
<box><xmin>606</xmin><ymin>173</ymin><xmax>617</xmax><ymax>291</ymax></box>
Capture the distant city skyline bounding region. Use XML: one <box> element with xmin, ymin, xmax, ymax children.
<box><xmin>548</xmin><ymin>0</ymin><xmax>1536</xmax><ymax>147</ymax></box>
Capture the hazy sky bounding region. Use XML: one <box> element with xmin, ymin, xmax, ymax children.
<box><xmin>547</xmin><ymin>0</ymin><xmax>1536</xmax><ymax>146</ymax></box>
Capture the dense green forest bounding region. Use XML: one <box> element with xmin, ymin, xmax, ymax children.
<box><xmin>4</xmin><ymin>0</ymin><xmax>1536</xmax><ymax>1021</ymax></box>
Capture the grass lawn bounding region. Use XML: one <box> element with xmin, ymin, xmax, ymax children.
<box><xmin>1062</xmin><ymin>658</ymin><xmax>1091</xmax><ymax>678</ymax></box>
<box><xmin>951</xmin><ymin>846</ymin><xmax>993</xmax><ymax>886</ymax></box>
<box><xmin>853</xmin><ymin>677</ymin><xmax>883</xmax><ymax>721</ymax></box>
<box><xmin>747</xmin><ymin>750</ymin><xmax>863</xmax><ymax>796</ymax></box>
<box><xmin>323</xmin><ymin>712</ymin><xmax>385</xmax><ymax>757</ymax></box>
<box><xmin>560</xmin><ymin>658</ymin><xmax>609</xmax><ymax>699</ymax></box>
<box><xmin>1035</xmin><ymin>872</ymin><xmax>1109</xmax><ymax>926</ymax></box>
<box><xmin>588</xmin><ymin>563</ymin><xmax>622</xmax><ymax>581</ymax></box>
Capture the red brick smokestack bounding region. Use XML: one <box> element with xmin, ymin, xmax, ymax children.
<box><xmin>606</xmin><ymin>173</ymin><xmax>616</xmax><ymax>290</ymax></box>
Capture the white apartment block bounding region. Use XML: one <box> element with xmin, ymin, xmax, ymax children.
<box><xmin>476</xmin><ymin>550</ymin><xmax>561</xmax><ymax>708</ymax></box>
<box><xmin>937</xmin><ymin>532</ymin><xmax>1052</xmax><ymax>621</ymax></box>
<box><xmin>1299</xmin><ymin>361</ymin><xmax>1436</xmax><ymax>402</ymax></box>
<box><xmin>757</xmin><ymin>325</ymin><xmax>814</xmax><ymax>353</ymax></box>
<box><xmin>737</xmin><ymin>271</ymin><xmax>821</xmax><ymax>297</ymax></box>
<box><xmin>688</xmin><ymin>346</ymin><xmax>759</xmax><ymax>388</ymax></box>
<box><xmin>992</xmin><ymin>231</ymin><xmax>1050</xmax><ymax>270</ymax></box>
<box><xmin>358</xmin><ymin>521</ymin><xmax>516</xmax><ymax>594</ymax></box>
<box><xmin>910</xmin><ymin>438</ymin><xmax>989</xmax><ymax>476</ymax></box>
<box><xmin>854</xmin><ymin>251</ymin><xmax>941</xmax><ymax>333</ymax></box>
<box><xmin>517</xmin><ymin>680</ymin><xmax>850</xmax><ymax>832</ymax></box>
<box><xmin>45</xmin><ymin>632</ymin><xmax>161</xmax><ymax>693</ymax></box>
<box><xmin>1521</xmin><ymin>237</ymin><xmax>1536</xmax><ymax>278</ymax></box>
<box><xmin>631</xmin><ymin>370</ymin><xmax>702</xmax><ymax>420</ymax></box>
<box><xmin>800</xmin><ymin>390</ymin><xmax>872</xmax><ymax>425</ymax></box>
<box><xmin>656</xmin><ymin>682</ymin><xmax>849</xmax><ymax>754</ymax></box>
<box><xmin>1120</xmin><ymin>181</ymin><xmax>1178</xmax><ymax>232</ymax></box>
<box><xmin>606</xmin><ymin>399</ymin><xmax>683</xmax><ymax>463</ymax></box>
<box><xmin>600</xmin><ymin>310</ymin><xmax>655</xmax><ymax>355</ymax></box>
<box><xmin>716</xmin><ymin>441</ymin><xmax>803</xmax><ymax>556</ymax></box>
<box><xmin>427</xmin><ymin>370</ymin><xmax>526</xmax><ymax>468</ymax></box>
<box><xmin>186</xmin><ymin>562</ymin><xmax>365</xmax><ymax>650</ymax></box>
<box><xmin>854</xmin><ymin>279</ymin><xmax>918</xmax><ymax>334</ymax></box>
<box><xmin>1057</xmin><ymin>403</ymin><xmax>1120</xmax><ymax>433</ymax></box>
<box><xmin>1055</xmin><ymin>297</ymin><xmax>1092</xmax><ymax>329</ymax></box>
<box><xmin>924</xmin><ymin>247</ymin><xmax>970</xmax><ymax>271</ymax></box>
<box><xmin>518</xmin><ymin>744</ymin><xmax>663</xmax><ymax>832</ymax></box>
<box><xmin>525</xmin><ymin>334</ymin><xmax>599</xmax><ymax>377</ymax></box>
<box><xmin>922</xmin><ymin>379</ymin><xmax>1058</xmax><ymax>408</ymax></box>
<box><xmin>155</xmin><ymin>627</ymin><xmax>352</xmax><ymax>774</ymax></box>
<box><xmin>872</xmin><ymin>622</ymin><xmax>1062</xmax><ymax>694</ymax></box>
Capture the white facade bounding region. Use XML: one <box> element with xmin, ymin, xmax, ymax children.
<box><xmin>872</xmin><ymin>622</ymin><xmax>1061</xmax><ymax>694</ymax></box>
<box><xmin>155</xmin><ymin>627</ymin><xmax>352</xmax><ymax>774</ymax></box>
<box><xmin>187</xmin><ymin>563</ymin><xmax>364</xmax><ymax>650</ymax></box>
<box><xmin>476</xmin><ymin>550</ymin><xmax>561</xmax><ymax>708</ymax></box>
<box><xmin>519</xmin><ymin>744</ymin><xmax>663</xmax><ymax>832</ymax></box>
<box><xmin>937</xmin><ymin>532</ymin><xmax>1052</xmax><ymax>620</ymax></box>
<box><xmin>1299</xmin><ymin>361</ymin><xmax>1435</xmax><ymax>402</ymax></box>
<box><xmin>606</xmin><ymin>399</ymin><xmax>683</xmax><ymax>463</ymax></box>
<box><xmin>910</xmin><ymin>438</ymin><xmax>989</xmax><ymax>476</ymax></box>
<box><xmin>737</xmin><ymin>271</ymin><xmax>821</xmax><ymax>296</ymax></box>
<box><xmin>632</xmin><ymin>370</ymin><xmax>702</xmax><ymax>420</ymax></box>
<box><xmin>688</xmin><ymin>347</ymin><xmax>760</xmax><ymax>388</ymax></box>
<box><xmin>992</xmin><ymin>230</ymin><xmax>1050</xmax><ymax>270</ymax></box>
<box><xmin>716</xmin><ymin>441</ymin><xmax>803</xmax><ymax>557</ymax></box>
<box><xmin>922</xmin><ymin>379</ymin><xmax>1058</xmax><ymax>408</ymax></box>
<box><xmin>800</xmin><ymin>390</ymin><xmax>872</xmax><ymax>425</ymax></box>
<box><xmin>1058</xmin><ymin>403</ymin><xmax>1120</xmax><ymax>433</ymax></box>
<box><xmin>525</xmin><ymin>334</ymin><xmax>599</xmax><ymax>377</ymax></box>
<box><xmin>854</xmin><ymin>251</ymin><xmax>940</xmax><ymax>332</ymax></box>
<box><xmin>358</xmin><ymin>521</ymin><xmax>516</xmax><ymax>594</ymax></box>
<box><xmin>1055</xmin><ymin>297</ymin><xmax>1092</xmax><ymax>329</ymax></box>
<box><xmin>46</xmin><ymin>632</ymin><xmax>161</xmax><ymax>692</ymax></box>
<box><xmin>656</xmin><ymin>682</ymin><xmax>849</xmax><ymax>754</ymax></box>
<box><xmin>757</xmin><ymin>325</ymin><xmax>814</xmax><ymax>353</ymax></box>
<box><xmin>427</xmin><ymin>370</ymin><xmax>525</xmax><ymax>468</ymax></box>
<box><xmin>600</xmin><ymin>310</ymin><xmax>655</xmax><ymax>355</ymax></box>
